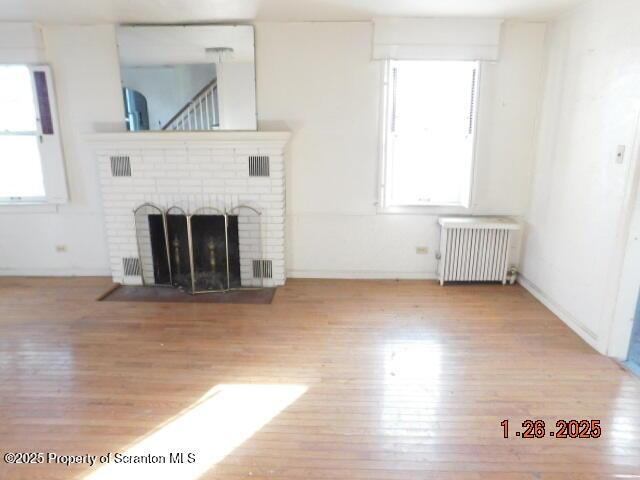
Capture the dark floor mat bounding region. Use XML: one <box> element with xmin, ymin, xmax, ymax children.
<box><xmin>99</xmin><ymin>285</ymin><xmax>276</xmax><ymax>304</ymax></box>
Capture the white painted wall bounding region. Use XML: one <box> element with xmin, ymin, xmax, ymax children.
<box><xmin>255</xmin><ymin>21</ymin><xmax>546</xmax><ymax>278</ymax></box>
<box><xmin>520</xmin><ymin>0</ymin><xmax>640</xmax><ymax>355</ymax></box>
<box><xmin>0</xmin><ymin>24</ymin><xmax>124</xmax><ymax>275</ymax></box>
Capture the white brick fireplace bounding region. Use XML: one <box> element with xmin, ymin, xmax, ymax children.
<box><xmin>87</xmin><ymin>131</ymin><xmax>290</xmax><ymax>288</ymax></box>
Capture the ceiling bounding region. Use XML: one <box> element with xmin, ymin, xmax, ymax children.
<box><xmin>0</xmin><ymin>0</ymin><xmax>586</xmax><ymax>24</ymax></box>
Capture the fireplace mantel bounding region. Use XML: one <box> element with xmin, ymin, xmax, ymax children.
<box><xmin>89</xmin><ymin>130</ymin><xmax>290</xmax><ymax>287</ymax></box>
<box><xmin>85</xmin><ymin>131</ymin><xmax>291</xmax><ymax>149</ymax></box>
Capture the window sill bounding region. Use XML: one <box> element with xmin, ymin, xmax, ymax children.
<box><xmin>377</xmin><ymin>204</ymin><xmax>472</xmax><ymax>215</ymax></box>
<box><xmin>0</xmin><ymin>202</ymin><xmax>59</xmax><ymax>213</ymax></box>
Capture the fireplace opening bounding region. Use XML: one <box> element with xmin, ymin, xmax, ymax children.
<box><xmin>134</xmin><ymin>204</ymin><xmax>257</xmax><ymax>294</ymax></box>
<box><xmin>148</xmin><ymin>213</ymin><xmax>170</xmax><ymax>284</ymax></box>
<box><xmin>189</xmin><ymin>214</ymin><xmax>240</xmax><ymax>291</ymax></box>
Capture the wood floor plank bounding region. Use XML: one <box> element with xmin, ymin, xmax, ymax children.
<box><xmin>0</xmin><ymin>277</ymin><xmax>639</xmax><ymax>479</ymax></box>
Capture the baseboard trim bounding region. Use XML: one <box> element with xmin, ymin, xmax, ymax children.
<box><xmin>287</xmin><ymin>269</ymin><xmax>438</xmax><ymax>280</ymax></box>
<box><xmin>518</xmin><ymin>274</ymin><xmax>601</xmax><ymax>352</ymax></box>
<box><xmin>0</xmin><ymin>268</ymin><xmax>111</xmax><ymax>277</ymax></box>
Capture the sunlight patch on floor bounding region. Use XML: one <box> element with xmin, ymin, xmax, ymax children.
<box><xmin>382</xmin><ymin>342</ymin><xmax>443</xmax><ymax>431</ymax></box>
<box><xmin>83</xmin><ymin>384</ymin><xmax>307</xmax><ymax>480</ymax></box>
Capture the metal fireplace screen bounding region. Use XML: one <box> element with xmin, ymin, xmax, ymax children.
<box><xmin>134</xmin><ymin>203</ymin><xmax>265</xmax><ymax>293</ymax></box>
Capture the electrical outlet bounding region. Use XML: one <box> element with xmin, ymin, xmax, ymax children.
<box><xmin>55</xmin><ymin>245</ymin><xmax>68</xmax><ymax>253</ymax></box>
<box><xmin>416</xmin><ymin>247</ymin><xmax>429</xmax><ymax>255</ymax></box>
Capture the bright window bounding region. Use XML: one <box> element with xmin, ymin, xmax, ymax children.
<box><xmin>381</xmin><ymin>60</ymin><xmax>479</xmax><ymax>208</ymax></box>
<box><xmin>0</xmin><ymin>65</ymin><xmax>67</xmax><ymax>203</ymax></box>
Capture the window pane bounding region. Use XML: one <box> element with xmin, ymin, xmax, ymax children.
<box><xmin>387</xmin><ymin>61</ymin><xmax>476</xmax><ymax>206</ymax></box>
<box><xmin>0</xmin><ymin>65</ymin><xmax>38</xmax><ymax>132</ymax></box>
<box><xmin>0</xmin><ymin>135</ymin><xmax>45</xmax><ymax>198</ymax></box>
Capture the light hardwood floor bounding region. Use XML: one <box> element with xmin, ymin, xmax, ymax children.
<box><xmin>0</xmin><ymin>277</ymin><xmax>639</xmax><ymax>479</ymax></box>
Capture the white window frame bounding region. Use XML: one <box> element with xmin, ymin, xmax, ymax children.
<box><xmin>377</xmin><ymin>59</ymin><xmax>481</xmax><ymax>214</ymax></box>
<box><xmin>0</xmin><ymin>64</ymin><xmax>68</xmax><ymax>205</ymax></box>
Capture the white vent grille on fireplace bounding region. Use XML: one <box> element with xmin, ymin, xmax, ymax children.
<box><xmin>252</xmin><ymin>259</ymin><xmax>273</xmax><ymax>279</ymax></box>
<box><xmin>248</xmin><ymin>156</ymin><xmax>270</xmax><ymax>177</ymax></box>
<box><xmin>110</xmin><ymin>155</ymin><xmax>132</xmax><ymax>177</ymax></box>
<box><xmin>122</xmin><ymin>257</ymin><xmax>141</xmax><ymax>277</ymax></box>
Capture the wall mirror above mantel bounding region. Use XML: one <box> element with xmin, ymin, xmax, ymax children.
<box><xmin>116</xmin><ymin>25</ymin><xmax>257</xmax><ymax>132</ymax></box>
